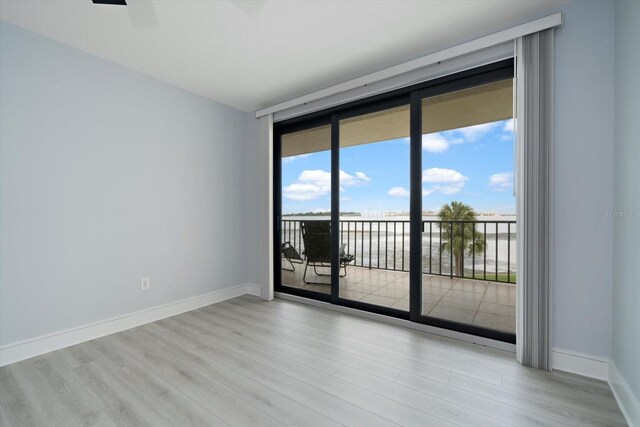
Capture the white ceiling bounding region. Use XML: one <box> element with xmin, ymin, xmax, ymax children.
<box><xmin>0</xmin><ymin>0</ymin><xmax>567</xmax><ymax>112</ymax></box>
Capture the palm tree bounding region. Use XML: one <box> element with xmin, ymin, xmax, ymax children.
<box><xmin>438</xmin><ymin>201</ymin><xmax>485</xmax><ymax>277</ymax></box>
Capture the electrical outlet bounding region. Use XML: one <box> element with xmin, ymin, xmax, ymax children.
<box><xmin>141</xmin><ymin>277</ymin><xmax>151</xmax><ymax>290</ymax></box>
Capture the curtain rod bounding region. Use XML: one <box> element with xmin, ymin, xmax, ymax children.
<box><xmin>255</xmin><ymin>12</ymin><xmax>561</xmax><ymax>118</ymax></box>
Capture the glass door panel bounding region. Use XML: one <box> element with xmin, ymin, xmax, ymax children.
<box><xmin>279</xmin><ymin>123</ymin><xmax>333</xmax><ymax>295</ymax></box>
<box><xmin>420</xmin><ymin>79</ymin><xmax>516</xmax><ymax>336</ymax></box>
<box><xmin>338</xmin><ymin>104</ymin><xmax>410</xmax><ymax>310</ymax></box>
<box><xmin>275</xmin><ymin>59</ymin><xmax>516</xmax><ymax>343</ymax></box>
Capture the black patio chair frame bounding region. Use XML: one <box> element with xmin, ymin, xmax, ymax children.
<box><xmin>281</xmin><ymin>241</ymin><xmax>304</xmax><ymax>271</ymax></box>
<box><xmin>300</xmin><ymin>221</ymin><xmax>354</xmax><ymax>285</ymax></box>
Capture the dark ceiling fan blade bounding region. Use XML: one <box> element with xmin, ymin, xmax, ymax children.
<box><xmin>92</xmin><ymin>0</ymin><xmax>127</xmax><ymax>5</ymax></box>
<box><xmin>92</xmin><ymin>0</ymin><xmax>157</xmax><ymax>28</ymax></box>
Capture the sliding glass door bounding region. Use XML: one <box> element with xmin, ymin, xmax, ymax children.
<box><xmin>338</xmin><ymin>101</ymin><xmax>411</xmax><ymax>312</ymax></box>
<box><xmin>276</xmin><ymin>119</ymin><xmax>333</xmax><ymax>300</ymax></box>
<box><xmin>275</xmin><ymin>60</ymin><xmax>516</xmax><ymax>342</ymax></box>
<box><xmin>419</xmin><ymin>78</ymin><xmax>516</xmax><ymax>340</ymax></box>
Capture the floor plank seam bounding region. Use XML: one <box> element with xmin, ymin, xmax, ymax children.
<box><xmin>221</xmin><ymin>299</ymin><xmax>507</xmax><ymax>387</ymax></box>
<box><xmin>222</xmin><ymin>301</ymin><xmax>522</xmax><ymax>427</ymax></box>
<box><xmin>162</xmin><ymin>314</ymin><xmax>402</xmax><ymax>427</ymax></box>
<box><xmin>113</xmin><ymin>327</ymin><xmax>290</xmax><ymax>426</ymax></box>
<box><xmin>333</xmin><ymin>364</ymin><xmax>517</xmax><ymax>427</ymax></box>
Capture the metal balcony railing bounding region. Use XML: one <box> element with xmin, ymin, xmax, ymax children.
<box><xmin>281</xmin><ymin>219</ymin><xmax>517</xmax><ymax>284</ymax></box>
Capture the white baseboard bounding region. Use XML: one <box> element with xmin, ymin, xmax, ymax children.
<box><xmin>4</xmin><ymin>284</ymin><xmax>636</xmax><ymax>427</ymax></box>
<box><xmin>0</xmin><ymin>283</ymin><xmax>258</xmax><ymax>367</ymax></box>
<box><xmin>609</xmin><ymin>361</ymin><xmax>640</xmax><ymax>427</ymax></box>
<box><xmin>245</xmin><ymin>283</ymin><xmax>261</xmax><ymax>297</ymax></box>
<box><xmin>550</xmin><ymin>349</ymin><xmax>639</xmax><ymax>426</ymax></box>
<box><xmin>551</xmin><ymin>348</ymin><xmax>610</xmax><ymax>381</ymax></box>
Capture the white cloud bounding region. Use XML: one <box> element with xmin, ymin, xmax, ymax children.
<box><xmin>489</xmin><ymin>172</ymin><xmax>513</xmax><ymax>192</ymax></box>
<box><xmin>388</xmin><ymin>187</ymin><xmax>410</xmax><ymax>197</ymax></box>
<box><xmin>340</xmin><ymin>170</ymin><xmax>370</xmax><ymax>189</ymax></box>
<box><xmin>282</xmin><ymin>153</ymin><xmax>311</xmax><ymax>164</ymax></box>
<box><xmin>456</xmin><ymin>122</ymin><xmax>499</xmax><ymax>141</ymax></box>
<box><xmin>423</xmin><ymin>167</ymin><xmax>468</xmax><ymax>184</ymax></box>
<box><xmin>422</xmin><ymin>133</ymin><xmax>450</xmax><ymax>153</ymax></box>
<box><xmin>283</xmin><ymin>183</ymin><xmax>327</xmax><ymax>201</ymax></box>
<box><xmin>299</xmin><ymin>169</ymin><xmax>330</xmax><ymax>182</ymax></box>
<box><xmin>501</xmin><ymin>119</ymin><xmax>515</xmax><ymax>141</ymax></box>
<box><xmin>354</xmin><ymin>171</ymin><xmax>371</xmax><ymax>182</ymax></box>
<box><xmin>283</xmin><ymin>169</ymin><xmax>370</xmax><ymax>201</ymax></box>
<box><xmin>421</xmin><ymin>121</ymin><xmax>499</xmax><ymax>153</ymax></box>
<box><xmin>422</xmin><ymin>167</ymin><xmax>468</xmax><ymax>196</ymax></box>
<box><xmin>283</xmin><ymin>169</ymin><xmax>331</xmax><ymax>201</ymax></box>
<box><xmin>503</xmin><ymin>119</ymin><xmax>514</xmax><ymax>132</ymax></box>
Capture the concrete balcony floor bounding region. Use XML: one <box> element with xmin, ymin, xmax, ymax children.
<box><xmin>281</xmin><ymin>264</ymin><xmax>515</xmax><ymax>334</ymax></box>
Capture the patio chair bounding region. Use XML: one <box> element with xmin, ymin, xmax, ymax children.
<box><xmin>281</xmin><ymin>241</ymin><xmax>304</xmax><ymax>271</ymax></box>
<box><xmin>300</xmin><ymin>221</ymin><xmax>355</xmax><ymax>285</ymax></box>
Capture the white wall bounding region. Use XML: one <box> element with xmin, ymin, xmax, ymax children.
<box><xmin>551</xmin><ymin>0</ymin><xmax>614</xmax><ymax>358</ymax></box>
<box><xmin>0</xmin><ymin>22</ymin><xmax>251</xmax><ymax>347</ymax></box>
<box><xmin>613</xmin><ymin>0</ymin><xmax>640</xmax><ymax>401</ymax></box>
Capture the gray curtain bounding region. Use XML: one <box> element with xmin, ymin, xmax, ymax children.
<box><xmin>258</xmin><ymin>114</ymin><xmax>274</xmax><ymax>301</ymax></box>
<box><xmin>517</xmin><ymin>29</ymin><xmax>554</xmax><ymax>370</ymax></box>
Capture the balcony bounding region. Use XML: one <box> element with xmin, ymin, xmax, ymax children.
<box><xmin>281</xmin><ymin>219</ymin><xmax>516</xmax><ymax>334</ymax></box>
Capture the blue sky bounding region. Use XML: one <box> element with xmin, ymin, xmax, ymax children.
<box><xmin>282</xmin><ymin>119</ymin><xmax>515</xmax><ymax>215</ymax></box>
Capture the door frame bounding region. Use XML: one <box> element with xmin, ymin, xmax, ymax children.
<box><xmin>274</xmin><ymin>59</ymin><xmax>516</xmax><ymax>343</ymax></box>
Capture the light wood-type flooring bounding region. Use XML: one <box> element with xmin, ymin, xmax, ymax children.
<box><xmin>0</xmin><ymin>295</ymin><xmax>626</xmax><ymax>426</ymax></box>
